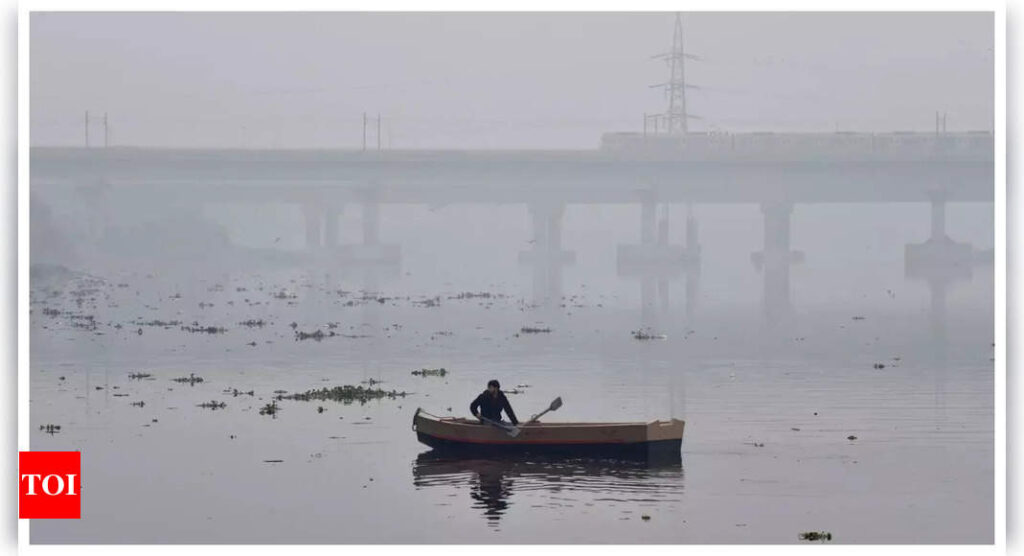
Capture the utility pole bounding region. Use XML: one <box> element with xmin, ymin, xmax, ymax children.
<box><xmin>942</xmin><ymin>113</ymin><xmax>947</xmax><ymax>133</ymax></box>
<box><xmin>85</xmin><ymin>111</ymin><xmax>90</xmax><ymax>147</ymax></box>
<box><xmin>362</xmin><ymin>112</ymin><xmax>367</xmax><ymax>151</ymax></box>
<box><xmin>376</xmin><ymin>113</ymin><xmax>381</xmax><ymax>151</ymax></box>
<box><xmin>104</xmin><ymin>113</ymin><xmax>109</xmax><ymax>148</ymax></box>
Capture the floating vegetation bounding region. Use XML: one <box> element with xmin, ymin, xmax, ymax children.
<box><xmin>128</xmin><ymin>372</ymin><xmax>153</xmax><ymax>380</ymax></box>
<box><xmin>131</xmin><ymin>401</ymin><xmax>145</xmax><ymax>408</ymax></box>
<box><xmin>295</xmin><ymin>329</ymin><xmax>335</xmax><ymax>341</ymax></box>
<box><xmin>799</xmin><ymin>531</ymin><xmax>832</xmax><ymax>542</ymax></box>
<box><xmin>39</xmin><ymin>424</ymin><xmax>61</xmax><ymax>434</ymax></box>
<box><xmin>414</xmin><ymin>296</ymin><xmax>441</xmax><ymax>308</ymax></box>
<box><xmin>132</xmin><ymin>319</ymin><xmax>183</xmax><ymax>328</ymax></box>
<box><xmin>279</xmin><ymin>385</ymin><xmax>408</xmax><ymax>405</ymax></box>
<box><xmin>272</xmin><ymin>290</ymin><xmax>297</xmax><ymax>299</ymax></box>
<box><xmin>450</xmin><ymin>292</ymin><xmax>504</xmax><ymax>300</ymax></box>
<box><xmin>641</xmin><ymin>515</ymin><xmax>651</xmax><ymax>521</ymax></box>
<box><xmin>171</xmin><ymin>373</ymin><xmax>204</xmax><ymax>385</ymax></box>
<box><xmin>632</xmin><ymin>328</ymin><xmax>666</xmax><ymax>340</ymax></box>
<box><xmin>223</xmin><ymin>388</ymin><xmax>255</xmax><ymax>397</ymax></box>
<box><xmin>259</xmin><ymin>401</ymin><xmax>280</xmax><ymax>416</ymax></box>
<box><xmin>181</xmin><ymin>324</ymin><xmax>226</xmax><ymax>334</ymax></box>
<box><xmin>873</xmin><ymin>363</ymin><xmax>886</xmax><ymax>369</ymax></box>
<box><xmin>41</xmin><ymin>307</ymin><xmax>60</xmax><ymax>317</ymax></box>
<box><xmin>847</xmin><ymin>435</ymin><xmax>858</xmax><ymax>441</ymax></box>
<box><xmin>198</xmin><ymin>400</ymin><xmax>227</xmax><ymax>410</ymax></box>
<box><xmin>411</xmin><ymin>368</ymin><xmax>447</xmax><ymax>377</ymax></box>
<box><xmin>852</xmin><ymin>316</ymin><xmax>866</xmax><ymax>320</ymax></box>
<box><xmin>238</xmin><ymin>319</ymin><xmax>266</xmax><ymax>327</ymax></box>
<box><xmin>520</xmin><ymin>326</ymin><xmax>552</xmax><ymax>334</ymax></box>
<box><xmin>263</xmin><ymin>459</ymin><xmax>284</xmax><ymax>463</ymax></box>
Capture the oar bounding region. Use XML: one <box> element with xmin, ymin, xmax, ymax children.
<box><xmin>527</xmin><ymin>397</ymin><xmax>563</xmax><ymax>424</ymax></box>
<box><xmin>478</xmin><ymin>415</ymin><xmax>521</xmax><ymax>438</ymax></box>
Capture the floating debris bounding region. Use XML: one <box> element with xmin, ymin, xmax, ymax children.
<box><xmin>279</xmin><ymin>385</ymin><xmax>408</xmax><ymax>405</ymax></box>
<box><xmin>131</xmin><ymin>401</ymin><xmax>145</xmax><ymax>408</ymax></box>
<box><xmin>414</xmin><ymin>296</ymin><xmax>441</xmax><ymax>308</ymax></box>
<box><xmin>223</xmin><ymin>388</ymin><xmax>255</xmax><ymax>397</ymax></box>
<box><xmin>852</xmin><ymin>316</ymin><xmax>866</xmax><ymax>321</ymax></box>
<box><xmin>873</xmin><ymin>363</ymin><xmax>886</xmax><ymax>369</ymax></box>
<box><xmin>847</xmin><ymin>435</ymin><xmax>858</xmax><ymax>441</ymax></box>
<box><xmin>263</xmin><ymin>459</ymin><xmax>284</xmax><ymax>463</ymax></box>
<box><xmin>197</xmin><ymin>400</ymin><xmax>227</xmax><ymax>410</ymax></box>
<box><xmin>181</xmin><ymin>324</ymin><xmax>226</xmax><ymax>334</ymax></box>
<box><xmin>171</xmin><ymin>373</ymin><xmax>204</xmax><ymax>385</ymax></box>
<box><xmin>259</xmin><ymin>401</ymin><xmax>280</xmax><ymax>417</ymax></box>
<box><xmin>450</xmin><ymin>292</ymin><xmax>501</xmax><ymax>300</ymax></box>
<box><xmin>39</xmin><ymin>424</ymin><xmax>61</xmax><ymax>434</ymax></box>
<box><xmin>411</xmin><ymin>368</ymin><xmax>447</xmax><ymax>377</ymax></box>
<box><xmin>641</xmin><ymin>515</ymin><xmax>651</xmax><ymax>521</ymax></box>
<box><xmin>632</xmin><ymin>328</ymin><xmax>666</xmax><ymax>340</ymax></box>
<box><xmin>238</xmin><ymin>319</ymin><xmax>266</xmax><ymax>327</ymax></box>
<box><xmin>362</xmin><ymin>378</ymin><xmax>384</xmax><ymax>386</ymax></box>
<box><xmin>295</xmin><ymin>329</ymin><xmax>336</xmax><ymax>341</ymax></box>
<box><xmin>128</xmin><ymin>372</ymin><xmax>152</xmax><ymax>380</ymax></box>
<box><xmin>799</xmin><ymin>531</ymin><xmax>832</xmax><ymax>542</ymax></box>
<box><xmin>520</xmin><ymin>326</ymin><xmax>552</xmax><ymax>334</ymax></box>
<box><xmin>272</xmin><ymin>290</ymin><xmax>297</xmax><ymax>300</ymax></box>
<box><xmin>317</xmin><ymin>406</ymin><xmax>325</xmax><ymax>414</ymax></box>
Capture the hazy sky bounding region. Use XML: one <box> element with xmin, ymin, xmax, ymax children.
<box><xmin>30</xmin><ymin>12</ymin><xmax>994</xmax><ymax>149</ymax></box>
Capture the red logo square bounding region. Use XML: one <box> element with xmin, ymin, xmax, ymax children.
<box><xmin>19</xmin><ymin>451</ymin><xmax>81</xmax><ymax>519</ymax></box>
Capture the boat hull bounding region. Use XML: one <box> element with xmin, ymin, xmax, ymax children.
<box><xmin>413</xmin><ymin>409</ymin><xmax>684</xmax><ymax>460</ymax></box>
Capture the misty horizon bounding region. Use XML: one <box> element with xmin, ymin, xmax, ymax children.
<box><xmin>30</xmin><ymin>11</ymin><xmax>994</xmax><ymax>150</ymax></box>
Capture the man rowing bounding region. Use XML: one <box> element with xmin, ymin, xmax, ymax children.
<box><xmin>470</xmin><ymin>379</ymin><xmax>519</xmax><ymax>426</ymax></box>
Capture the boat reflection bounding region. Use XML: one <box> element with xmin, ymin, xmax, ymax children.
<box><xmin>412</xmin><ymin>451</ymin><xmax>684</xmax><ymax>527</ymax></box>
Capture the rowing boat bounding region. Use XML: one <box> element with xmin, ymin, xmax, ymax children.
<box><xmin>412</xmin><ymin>408</ymin><xmax>684</xmax><ymax>459</ymax></box>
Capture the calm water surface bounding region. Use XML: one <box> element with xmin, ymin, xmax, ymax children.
<box><xmin>30</xmin><ymin>202</ymin><xmax>994</xmax><ymax>543</ymax></box>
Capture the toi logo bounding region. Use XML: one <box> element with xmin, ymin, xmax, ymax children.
<box><xmin>19</xmin><ymin>452</ymin><xmax>80</xmax><ymax>519</ymax></box>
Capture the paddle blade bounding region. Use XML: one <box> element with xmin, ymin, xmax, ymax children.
<box><xmin>550</xmin><ymin>397</ymin><xmax>563</xmax><ymax>411</ymax></box>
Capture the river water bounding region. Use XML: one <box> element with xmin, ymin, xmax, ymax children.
<box><xmin>29</xmin><ymin>200</ymin><xmax>994</xmax><ymax>543</ymax></box>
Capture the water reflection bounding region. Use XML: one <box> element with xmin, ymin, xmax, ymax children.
<box><xmin>412</xmin><ymin>451</ymin><xmax>684</xmax><ymax>527</ymax></box>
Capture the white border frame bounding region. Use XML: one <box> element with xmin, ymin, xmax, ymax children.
<box><xmin>15</xmin><ymin>2</ymin><xmax>1007</xmax><ymax>555</ymax></box>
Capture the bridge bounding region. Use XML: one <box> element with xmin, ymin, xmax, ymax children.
<box><xmin>30</xmin><ymin>144</ymin><xmax>995</xmax><ymax>331</ymax></box>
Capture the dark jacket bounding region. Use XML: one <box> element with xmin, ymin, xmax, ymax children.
<box><xmin>470</xmin><ymin>390</ymin><xmax>519</xmax><ymax>425</ymax></box>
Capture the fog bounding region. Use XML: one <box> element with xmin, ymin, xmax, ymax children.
<box><xmin>28</xmin><ymin>12</ymin><xmax>995</xmax><ymax>544</ymax></box>
<box><xmin>31</xmin><ymin>12</ymin><xmax>993</xmax><ymax>149</ymax></box>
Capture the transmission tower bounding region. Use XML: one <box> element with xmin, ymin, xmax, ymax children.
<box><xmin>650</xmin><ymin>13</ymin><xmax>700</xmax><ymax>135</ymax></box>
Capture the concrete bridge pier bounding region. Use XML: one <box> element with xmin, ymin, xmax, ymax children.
<box><xmin>334</xmin><ymin>200</ymin><xmax>401</xmax><ymax>264</ymax></box>
<box><xmin>751</xmin><ymin>201</ymin><xmax>804</xmax><ymax>325</ymax></box>
<box><xmin>301</xmin><ymin>203</ymin><xmax>324</xmax><ymax>250</ymax></box>
<box><xmin>618</xmin><ymin>200</ymin><xmax>697</xmax><ymax>269</ymax></box>
<box><xmin>323</xmin><ymin>205</ymin><xmax>344</xmax><ymax>248</ymax></box>
<box><xmin>904</xmin><ymin>191</ymin><xmax>976</xmax><ymax>273</ymax></box>
<box><xmin>619</xmin><ymin>203</ymin><xmax>702</xmax><ymax>333</ymax></box>
<box><xmin>519</xmin><ymin>202</ymin><xmax>575</xmax><ymax>306</ymax></box>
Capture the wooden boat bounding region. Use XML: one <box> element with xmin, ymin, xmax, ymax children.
<box><xmin>413</xmin><ymin>408</ymin><xmax>684</xmax><ymax>459</ymax></box>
